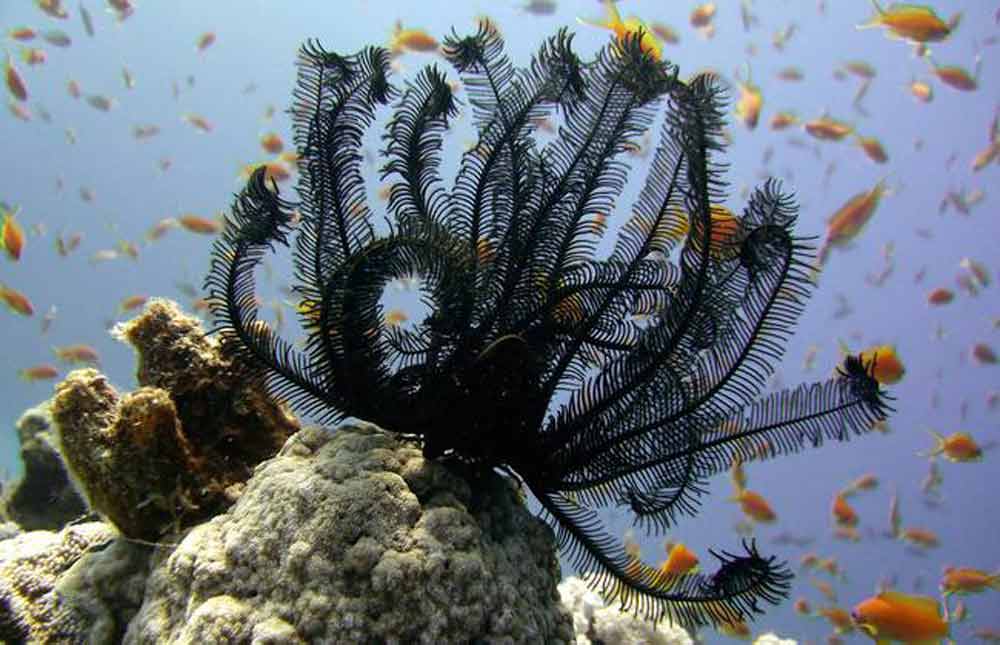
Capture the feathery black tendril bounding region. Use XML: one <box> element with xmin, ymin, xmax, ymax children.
<box><xmin>204</xmin><ymin>25</ymin><xmax>894</xmax><ymax>630</ymax></box>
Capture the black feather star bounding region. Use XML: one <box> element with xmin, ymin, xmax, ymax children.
<box><xmin>205</xmin><ymin>24</ymin><xmax>892</xmax><ymax>630</ymax></box>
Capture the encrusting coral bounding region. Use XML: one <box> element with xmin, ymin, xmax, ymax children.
<box><xmin>126</xmin><ymin>423</ymin><xmax>575</xmax><ymax>644</ymax></box>
<box><xmin>50</xmin><ymin>298</ymin><xmax>298</xmax><ymax>541</ymax></box>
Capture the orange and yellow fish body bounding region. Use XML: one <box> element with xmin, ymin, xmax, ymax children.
<box><xmin>921</xmin><ymin>430</ymin><xmax>982</xmax><ymax>462</ymax></box>
<box><xmin>178</xmin><ymin>214</ymin><xmax>223</xmax><ymax>235</ymax></box>
<box><xmin>769</xmin><ymin>111</ymin><xmax>799</xmax><ymax>130</ymax></box>
<box><xmin>18</xmin><ymin>363</ymin><xmax>59</xmax><ymax>382</ymax></box>
<box><xmin>389</xmin><ymin>20</ymin><xmax>439</xmax><ymax>56</ymax></box>
<box><xmin>52</xmin><ymin>343</ymin><xmax>100</xmax><ymax>364</ymax></box>
<box><xmin>260</xmin><ymin>132</ymin><xmax>284</xmax><ymax>155</ymax></box>
<box><xmin>690</xmin><ymin>3</ymin><xmax>717</xmax><ymax>29</ymax></box>
<box><xmin>5</xmin><ymin>52</ymin><xmax>28</xmax><ymax>102</ymax></box>
<box><xmin>659</xmin><ymin>542</ymin><xmax>699</xmax><ymax>577</ymax></box>
<box><xmin>900</xmin><ymin>526</ymin><xmax>940</xmax><ymax>549</ymax></box>
<box><xmin>858</xmin><ymin>1</ymin><xmax>954</xmax><ymax>43</ymax></box>
<box><xmin>730</xmin><ymin>488</ymin><xmax>777</xmax><ymax>523</ymax></box>
<box><xmin>971</xmin><ymin>140</ymin><xmax>1000</xmax><ymax>171</ymax></box>
<box><xmin>36</xmin><ymin>0</ymin><xmax>69</xmax><ymax>19</ymax></box>
<box><xmin>855</xmin><ymin>135</ymin><xmax>889</xmax><ymax>163</ymax></box>
<box><xmin>182</xmin><ymin>113</ymin><xmax>213</xmax><ymax>133</ymax></box>
<box><xmin>815</xmin><ymin>178</ymin><xmax>889</xmax><ymax>270</ymax></box>
<box><xmin>831</xmin><ymin>493</ymin><xmax>859</xmax><ymax>527</ymax></box>
<box><xmin>804</xmin><ymin>115</ymin><xmax>854</xmax><ymax>141</ymax></box>
<box><xmin>734</xmin><ymin>67</ymin><xmax>763</xmax><ymax>130</ymax></box>
<box><xmin>0</xmin><ymin>282</ymin><xmax>34</xmax><ymax>316</ymax></box>
<box><xmin>843</xmin><ymin>343</ymin><xmax>905</xmax><ymax>385</ymax></box>
<box><xmin>927</xmin><ymin>55</ymin><xmax>979</xmax><ymax>92</ymax></box>
<box><xmin>578</xmin><ymin>0</ymin><xmax>663</xmax><ymax>61</ymax></box>
<box><xmin>817</xmin><ymin>606</ymin><xmax>855</xmax><ymax>634</ymax></box>
<box><xmin>941</xmin><ymin>567</ymin><xmax>1000</xmax><ymax>596</ymax></box>
<box><xmin>851</xmin><ymin>590</ymin><xmax>949</xmax><ymax>643</ymax></box>
<box><xmin>909</xmin><ymin>79</ymin><xmax>933</xmax><ymax>102</ymax></box>
<box><xmin>2</xmin><ymin>208</ymin><xmax>26</xmax><ymax>261</ymax></box>
<box><xmin>8</xmin><ymin>27</ymin><xmax>38</xmax><ymax>41</ymax></box>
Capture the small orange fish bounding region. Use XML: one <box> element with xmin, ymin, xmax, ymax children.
<box><xmin>36</xmin><ymin>0</ymin><xmax>69</xmax><ymax>19</ymax></box>
<box><xmin>858</xmin><ymin>1</ymin><xmax>955</xmax><ymax>43</ymax></box>
<box><xmin>2</xmin><ymin>208</ymin><xmax>26</xmax><ymax>261</ymax></box>
<box><xmin>196</xmin><ymin>32</ymin><xmax>216</xmax><ymax>52</ymax></box>
<box><xmin>5</xmin><ymin>53</ymin><xmax>28</xmax><ymax>102</ymax></box>
<box><xmin>578</xmin><ymin>0</ymin><xmax>663</xmax><ymax>61</ymax></box>
<box><xmin>900</xmin><ymin>526</ymin><xmax>939</xmax><ymax>548</ymax></box>
<box><xmin>831</xmin><ymin>493</ymin><xmax>858</xmax><ymax>527</ymax></box>
<box><xmin>145</xmin><ymin>217</ymin><xmax>178</xmax><ymax>241</ymax></box>
<box><xmin>921</xmin><ymin>430</ymin><xmax>982</xmax><ymax>462</ymax></box>
<box><xmin>941</xmin><ymin>567</ymin><xmax>1000</xmax><ymax>596</ymax></box>
<box><xmin>8</xmin><ymin>27</ymin><xmax>38</xmax><ymax>41</ymax></box>
<box><xmin>260</xmin><ymin>132</ymin><xmax>284</xmax><ymax>155</ymax></box>
<box><xmin>927</xmin><ymin>55</ymin><xmax>979</xmax><ymax>91</ymax></box>
<box><xmin>734</xmin><ymin>67</ymin><xmax>763</xmax><ymax>130</ymax></box>
<box><xmin>971</xmin><ymin>342</ymin><xmax>997</xmax><ymax>365</ymax></box>
<box><xmin>389</xmin><ymin>20</ymin><xmax>439</xmax><ymax>55</ymax></box>
<box><xmin>107</xmin><ymin>0</ymin><xmax>135</xmax><ymax>22</ymax></box>
<box><xmin>816</xmin><ymin>606</ymin><xmax>855</xmax><ymax>634</ymax></box>
<box><xmin>851</xmin><ymin>590</ymin><xmax>949</xmax><ymax>643</ymax></box>
<box><xmin>52</xmin><ymin>343</ymin><xmax>100</xmax><ymax>364</ymax></box>
<box><xmin>776</xmin><ymin>66</ymin><xmax>804</xmax><ymax>82</ymax></box>
<box><xmin>118</xmin><ymin>294</ymin><xmax>148</xmax><ymax>314</ymax></box>
<box><xmin>804</xmin><ymin>115</ymin><xmax>854</xmax><ymax>141</ymax></box>
<box><xmin>384</xmin><ymin>308</ymin><xmax>408</xmax><ymax>326</ymax></box>
<box><xmin>650</xmin><ymin>22</ymin><xmax>679</xmax><ymax>45</ymax></box>
<box><xmin>843</xmin><ymin>60</ymin><xmax>877</xmax><ymax>79</ymax></box>
<box><xmin>730</xmin><ymin>488</ymin><xmax>777</xmax><ymax>523</ymax></box>
<box><xmin>845</xmin><ymin>473</ymin><xmax>879</xmax><ymax>494</ymax></box>
<box><xmin>20</xmin><ymin>48</ymin><xmax>47</xmax><ymax>66</ymax></box>
<box><xmin>848</xmin><ymin>343</ymin><xmax>905</xmax><ymax>385</ymax></box>
<box><xmin>659</xmin><ymin>542</ymin><xmax>699</xmax><ymax>576</ymax></box>
<box><xmin>67</xmin><ymin>79</ymin><xmax>81</xmax><ymax>98</ymax></box>
<box><xmin>690</xmin><ymin>3</ymin><xmax>717</xmax><ymax>29</ymax></box>
<box><xmin>178</xmin><ymin>214</ymin><xmax>222</xmax><ymax>235</ymax></box>
<box><xmin>85</xmin><ymin>94</ymin><xmax>115</xmax><ymax>111</ymax></box>
<box><xmin>854</xmin><ymin>135</ymin><xmax>888</xmax><ymax>163</ymax></box>
<box><xmin>908</xmin><ymin>79</ymin><xmax>933</xmax><ymax>102</ymax></box>
<box><xmin>793</xmin><ymin>598</ymin><xmax>811</xmax><ymax>615</ymax></box>
<box><xmin>971</xmin><ymin>141</ymin><xmax>1000</xmax><ymax>171</ymax></box>
<box><xmin>18</xmin><ymin>363</ymin><xmax>59</xmax><ymax>381</ymax></box>
<box><xmin>239</xmin><ymin>160</ymin><xmax>291</xmax><ymax>184</ymax></box>
<box><xmin>0</xmin><ymin>282</ymin><xmax>34</xmax><ymax>316</ymax></box>
<box><xmin>926</xmin><ymin>286</ymin><xmax>954</xmax><ymax>305</ymax></box>
<box><xmin>769</xmin><ymin>111</ymin><xmax>799</xmax><ymax>130</ymax></box>
<box><xmin>41</xmin><ymin>29</ymin><xmax>71</xmax><ymax>47</ymax></box>
<box><xmin>815</xmin><ymin>179</ymin><xmax>889</xmax><ymax>269</ymax></box>
<box><xmin>183</xmin><ymin>113</ymin><xmax>213</xmax><ymax>133</ymax></box>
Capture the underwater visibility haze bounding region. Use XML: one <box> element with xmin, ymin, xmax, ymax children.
<box><xmin>1</xmin><ymin>1</ymin><xmax>998</xmax><ymax>642</ymax></box>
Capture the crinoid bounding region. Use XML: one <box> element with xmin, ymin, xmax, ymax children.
<box><xmin>205</xmin><ymin>23</ymin><xmax>892</xmax><ymax>629</ymax></box>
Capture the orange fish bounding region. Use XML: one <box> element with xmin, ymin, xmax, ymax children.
<box><xmin>183</xmin><ymin>113</ymin><xmax>213</xmax><ymax>133</ymax></box>
<box><xmin>845</xmin><ymin>473</ymin><xmax>879</xmax><ymax>495</ymax></box>
<box><xmin>926</xmin><ymin>286</ymin><xmax>954</xmax><ymax>305</ymax></box>
<box><xmin>36</xmin><ymin>0</ymin><xmax>69</xmax><ymax>19</ymax></box>
<box><xmin>972</xmin><ymin>342</ymin><xmax>997</xmax><ymax>365</ymax></box>
<box><xmin>118</xmin><ymin>294</ymin><xmax>148</xmax><ymax>314</ymax></box>
<box><xmin>178</xmin><ymin>214</ymin><xmax>222</xmax><ymax>235</ymax></box>
<box><xmin>239</xmin><ymin>160</ymin><xmax>291</xmax><ymax>184</ymax></box>
<box><xmin>5</xmin><ymin>53</ymin><xmax>28</xmax><ymax>102</ymax></box>
<box><xmin>52</xmin><ymin>343</ymin><xmax>100</xmax><ymax>364</ymax></box>
<box><xmin>18</xmin><ymin>363</ymin><xmax>59</xmax><ymax>381</ymax></box>
<box><xmin>2</xmin><ymin>208</ymin><xmax>26</xmax><ymax>261</ymax></box>
<box><xmin>389</xmin><ymin>20</ymin><xmax>439</xmax><ymax>55</ymax></box>
<box><xmin>941</xmin><ymin>567</ymin><xmax>1000</xmax><ymax>596</ymax></box>
<box><xmin>260</xmin><ymin>132</ymin><xmax>284</xmax><ymax>155</ymax></box>
<box><xmin>730</xmin><ymin>488</ymin><xmax>777</xmax><ymax>523</ymax></box>
<box><xmin>650</xmin><ymin>22</ymin><xmax>679</xmax><ymax>45</ymax></box>
<box><xmin>845</xmin><ymin>343</ymin><xmax>905</xmax><ymax>385</ymax></box>
<box><xmin>831</xmin><ymin>493</ymin><xmax>859</xmax><ymax>527</ymax></box>
<box><xmin>971</xmin><ymin>141</ymin><xmax>1000</xmax><ymax>171</ymax></box>
<box><xmin>20</xmin><ymin>48</ymin><xmax>47</xmax><ymax>66</ymax></box>
<box><xmin>769</xmin><ymin>111</ymin><xmax>799</xmax><ymax>130</ymax></box>
<box><xmin>900</xmin><ymin>526</ymin><xmax>940</xmax><ymax>549</ymax></box>
<box><xmin>659</xmin><ymin>542</ymin><xmax>699</xmax><ymax>576</ymax></box>
<box><xmin>578</xmin><ymin>0</ymin><xmax>663</xmax><ymax>61</ymax></box>
<box><xmin>690</xmin><ymin>3</ymin><xmax>717</xmax><ymax>29</ymax></box>
<box><xmin>85</xmin><ymin>94</ymin><xmax>115</xmax><ymax>111</ymax></box>
<box><xmin>776</xmin><ymin>66</ymin><xmax>804</xmax><ymax>82</ymax></box>
<box><xmin>858</xmin><ymin>1</ymin><xmax>956</xmax><ymax>42</ymax></box>
<box><xmin>384</xmin><ymin>308</ymin><xmax>408</xmax><ymax>326</ymax></box>
<box><xmin>196</xmin><ymin>32</ymin><xmax>216</xmax><ymax>52</ymax></box>
<box><xmin>854</xmin><ymin>135</ymin><xmax>888</xmax><ymax>163</ymax></box>
<box><xmin>804</xmin><ymin>115</ymin><xmax>854</xmax><ymax>141</ymax></box>
<box><xmin>908</xmin><ymin>79</ymin><xmax>933</xmax><ymax>102</ymax></box>
<box><xmin>851</xmin><ymin>590</ymin><xmax>949</xmax><ymax>643</ymax></box>
<box><xmin>8</xmin><ymin>27</ymin><xmax>38</xmax><ymax>41</ymax></box>
<box><xmin>0</xmin><ymin>282</ymin><xmax>34</xmax><ymax>316</ymax></box>
<box><xmin>843</xmin><ymin>60</ymin><xmax>877</xmax><ymax>79</ymax></box>
<box><xmin>817</xmin><ymin>606</ymin><xmax>855</xmax><ymax>634</ymax></box>
<box><xmin>815</xmin><ymin>179</ymin><xmax>889</xmax><ymax>270</ymax></box>
<box><xmin>921</xmin><ymin>430</ymin><xmax>982</xmax><ymax>462</ymax></box>
<box><xmin>927</xmin><ymin>54</ymin><xmax>979</xmax><ymax>91</ymax></box>
<box><xmin>734</xmin><ymin>66</ymin><xmax>763</xmax><ymax>130</ymax></box>
<box><xmin>67</xmin><ymin>79</ymin><xmax>81</xmax><ymax>98</ymax></box>
<box><xmin>107</xmin><ymin>0</ymin><xmax>135</xmax><ymax>22</ymax></box>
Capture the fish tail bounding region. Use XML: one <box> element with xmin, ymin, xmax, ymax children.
<box><xmin>856</xmin><ymin>0</ymin><xmax>884</xmax><ymax>29</ymax></box>
<box><xmin>920</xmin><ymin>429</ymin><xmax>946</xmax><ymax>459</ymax></box>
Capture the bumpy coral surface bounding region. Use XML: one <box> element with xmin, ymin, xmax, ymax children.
<box><xmin>50</xmin><ymin>298</ymin><xmax>298</xmax><ymax>541</ymax></box>
<box><xmin>0</xmin><ymin>522</ymin><xmax>148</xmax><ymax>643</ymax></box>
<box><xmin>126</xmin><ymin>423</ymin><xmax>575</xmax><ymax>644</ymax></box>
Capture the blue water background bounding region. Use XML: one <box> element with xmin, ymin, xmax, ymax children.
<box><xmin>1</xmin><ymin>1</ymin><xmax>997</xmax><ymax>641</ymax></box>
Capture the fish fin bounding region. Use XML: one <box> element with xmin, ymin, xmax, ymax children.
<box><xmin>857</xmin><ymin>0</ymin><xmax>884</xmax><ymax>29</ymax></box>
<box><xmin>604</xmin><ymin>0</ymin><xmax>623</xmax><ymax>28</ymax></box>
